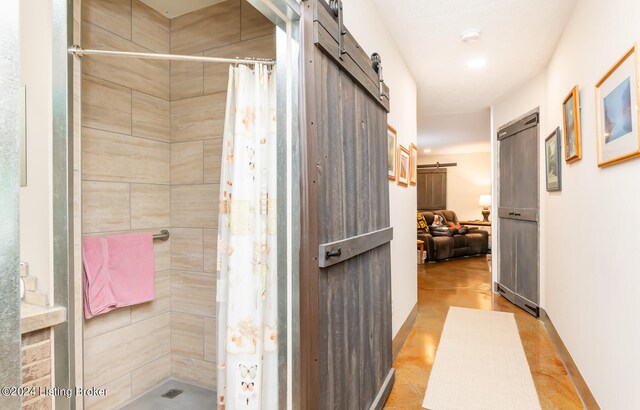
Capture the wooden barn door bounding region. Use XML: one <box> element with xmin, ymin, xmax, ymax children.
<box><xmin>300</xmin><ymin>1</ymin><xmax>394</xmax><ymax>409</ymax></box>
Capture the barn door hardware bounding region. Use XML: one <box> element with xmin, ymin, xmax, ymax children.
<box><xmin>371</xmin><ymin>52</ymin><xmax>386</xmax><ymax>100</ymax></box>
<box><xmin>329</xmin><ymin>0</ymin><xmax>346</xmax><ymax>59</ymax></box>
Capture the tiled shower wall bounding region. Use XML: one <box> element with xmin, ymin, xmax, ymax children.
<box><xmin>167</xmin><ymin>0</ymin><xmax>275</xmax><ymax>388</ymax></box>
<box><xmin>79</xmin><ymin>0</ymin><xmax>274</xmax><ymax>407</ymax></box>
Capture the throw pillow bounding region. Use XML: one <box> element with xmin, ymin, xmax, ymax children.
<box><xmin>448</xmin><ymin>222</ymin><xmax>462</xmax><ymax>229</ymax></box>
<box><xmin>433</xmin><ymin>214</ymin><xmax>444</xmax><ymax>226</ymax></box>
<box><xmin>417</xmin><ymin>212</ymin><xmax>429</xmax><ymax>233</ymax></box>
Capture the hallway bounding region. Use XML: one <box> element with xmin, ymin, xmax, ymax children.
<box><xmin>384</xmin><ymin>256</ymin><xmax>583</xmax><ymax>409</ymax></box>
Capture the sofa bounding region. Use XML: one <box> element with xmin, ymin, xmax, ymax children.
<box><xmin>417</xmin><ymin>210</ymin><xmax>489</xmax><ymax>262</ymax></box>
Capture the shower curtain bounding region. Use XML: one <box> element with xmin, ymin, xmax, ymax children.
<box><xmin>217</xmin><ymin>64</ymin><xmax>277</xmax><ymax>410</ymax></box>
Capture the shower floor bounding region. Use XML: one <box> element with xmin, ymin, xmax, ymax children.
<box><xmin>121</xmin><ymin>379</ymin><xmax>216</xmax><ymax>410</ymax></box>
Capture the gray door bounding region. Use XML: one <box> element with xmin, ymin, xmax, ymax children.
<box><xmin>417</xmin><ymin>168</ymin><xmax>447</xmax><ymax>211</ymax></box>
<box><xmin>497</xmin><ymin>112</ymin><xmax>540</xmax><ymax>316</ymax></box>
<box><xmin>299</xmin><ymin>1</ymin><xmax>395</xmax><ymax>409</ymax></box>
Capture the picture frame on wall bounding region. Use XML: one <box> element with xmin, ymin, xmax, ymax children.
<box><xmin>397</xmin><ymin>145</ymin><xmax>410</xmax><ymax>187</ymax></box>
<box><xmin>562</xmin><ymin>85</ymin><xmax>582</xmax><ymax>163</ymax></box>
<box><xmin>387</xmin><ymin>125</ymin><xmax>398</xmax><ymax>181</ymax></box>
<box><xmin>409</xmin><ymin>143</ymin><xmax>418</xmax><ymax>186</ymax></box>
<box><xmin>545</xmin><ymin>127</ymin><xmax>562</xmax><ymax>192</ymax></box>
<box><xmin>595</xmin><ymin>45</ymin><xmax>640</xmax><ymax>167</ymax></box>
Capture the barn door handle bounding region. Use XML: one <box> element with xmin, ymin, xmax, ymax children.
<box><xmin>325</xmin><ymin>247</ymin><xmax>342</xmax><ymax>259</ymax></box>
<box><xmin>508</xmin><ymin>212</ymin><xmax>515</xmax><ymax>216</ymax></box>
<box><xmin>514</xmin><ymin>213</ymin><xmax>521</xmax><ymax>216</ymax></box>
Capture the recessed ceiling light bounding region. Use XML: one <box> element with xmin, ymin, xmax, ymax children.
<box><xmin>467</xmin><ymin>57</ymin><xmax>487</xmax><ymax>70</ymax></box>
<box><xmin>461</xmin><ymin>29</ymin><xmax>481</xmax><ymax>43</ymax></box>
<box><xmin>423</xmin><ymin>149</ymin><xmax>432</xmax><ymax>153</ymax></box>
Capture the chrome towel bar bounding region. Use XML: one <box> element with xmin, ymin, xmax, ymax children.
<box><xmin>153</xmin><ymin>230</ymin><xmax>170</xmax><ymax>241</ymax></box>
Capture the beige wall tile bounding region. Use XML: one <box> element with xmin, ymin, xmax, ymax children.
<box><xmin>84</xmin><ymin>312</ymin><xmax>170</xmax><ymax>387</ymax></box>
<box><xmin>132</xmin><ymin>0</ymin><xmax>170</xmax><ymax>53</ymax></box>
<box><xmin>131</xmin><ymin>184</ymin><xmax>170</xmax><ymax>229</ymax></box>
<box><xmin>82</xmin><ymin>127</ymin><xmax>170</xmax><ymax>184</ymax></box>
<box><xmin>22</xmin><ymin>396</ymin><xmax>52</xmax><ymax>410</ymax></box>
<box><xmin>84</xmin><ymin>373</ymin><xmax>132</xmax><ymax>410</ymax></box>
<box><xmin>82</xmin><ymin>0</ymin><xmax>131</xmax><ymax>40</ymax></box>
<box><xmin>22</xmin><ymin>328</ymin><xmax>50</xmax><ymax>347</ymax></box>
<box><xmin>131</xmin><ymin>269</ymin><xmax>171</xmax><ymax>322</ymax></box>
<box><xmin>153</xmin><ymin>233</ymin><xmax>171</xmax><ymax>271</ymax></box>
<box><xmin>131</xmin><ymin>354</ymin><xmax>171</xmax><ymax>398</ymax></box>
<box><xmin>240</xmin><ymin>0</ymin><xmax>274</xmax><ymax>41</ymax></box>
<box><xmin>22</xmin><ymin>340</ymin><xmax>50</xmax><ymax>366</ymax></box>
<box><xmin>204</xmin><ymin>317</ymin><xmax>217</xmax><ymax>362</ymax></box>
<box><xmin>171</xmin><ymin>56</ymin><xmax>204</xmax><ymax>101</ymax></box>
<box><xmin>22</xmin><ymin>358</ymin><xmax>51</xmax><ymax>384</ymax></box>
<box><xmin>171</xmin><ymin>93</ymin><xmax>226</xmax><ymax>142</ymax></box>
<box><xmin>203</xmin><ymin>35</ymin><xmax>275</xmax><ymax>95</ymax></box>
<box><xmin>171</xmin><ymin>354</ymin><xmax>217</xmax><ymax>389</ymax></box>
<box><xmin>82</xmin><ymin>181</ymin><xmax>130</xmax><ymax>233</ymax></box>
<box><xmin>171</xmin><ymin>271</ymin><xmax>216</xmax><ymax>317</ymax></box>
<box><xmin>132</xmin><ymin>91</ymin><xmax>171</xmax><ymax>142</ymax></box>
<box><xmin>83</xmin><ymin>22</ymin><xmax>170</xmax><ymax>100</ymax></box>
<box><xmin>171</xmin><ymin>184</ymin><xmax>219</xmax><ymax>228</ymax></box>
<box><xmin>171</xmin><ymin>141</ymin><xmax>204</xmax><ymax>185</ymax></box>
<box><xmin>170</xmin><ymin>228</ymin><xmax>203</xmax><ymax>271</ymax></box>
<box><xmin>203</xmin><ymin>138</ymin><xmax>223</xmax><ymax>184</ymax></box>
<box><xmin>82</xmin><ymin>75</ymin><xmax>132</xmax><ymax>135</ymax></box>
<box><xmin>171</xmin><ymin>312</ymin><xmax>204</xmax><ymax>359</ymax></box>
<box><xmin>170</xmin><ymin>0</ymin><xmax>241</xmax><ymax>55</ymax></box>
<box><xmin>203</xmin><ymin>229</ymin><xmax>218</xmax><ymax>273</ymax></box>
<box><xmin>84</xmin><ymin>306</ymin><xmax>131</xmax><ymax>340</ymax></box>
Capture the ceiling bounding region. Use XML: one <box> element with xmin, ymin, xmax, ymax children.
<box><xmin>419</xmin><ymin>109</ymin><xmax>491</xmax><ymax>156</ymax></box>
<box><xmin>370</xmin><ymin>0</ymin><xmax>577</xmax><ymax>152</ymax></box>
<box><xmin>141</xmin><ymin>0</ymin><xmax>226</xmax><ymax>18</ymax></box>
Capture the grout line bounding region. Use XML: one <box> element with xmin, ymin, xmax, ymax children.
<box><xmin>82</xmin><ymin>125</ymin><xmax>171</xmax><ymax>145</ymax></box>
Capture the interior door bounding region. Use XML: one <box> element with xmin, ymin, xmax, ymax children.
<box><xmin>497</xmin><ymin>112</ymin><xmax>540</xmax><ymax>317</ymax></box>
<box><xmin>417</xmin><ymin>168</ymin><xmax>447</xmax><ymax>211</ymax></box>
<box><xmin>299</xmin><ymin>1</ymin><xmax>395</xmax><ymax>409</ymax></box>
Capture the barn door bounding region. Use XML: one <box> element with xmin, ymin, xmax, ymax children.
<box><xmin>299</xmin><ymin>1</ymin><xmax>394</xmax><ymax>409</ymax></box>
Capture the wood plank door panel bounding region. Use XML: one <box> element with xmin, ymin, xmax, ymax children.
<box><xmin>300</xmin><ymin>1</ymin><xmax>394</xmax><ymax>408</ymax></box>
<box><xmin>417</xmin><ymin>168</ymin><xmax>446</xmax><ymax>211</ymax></box>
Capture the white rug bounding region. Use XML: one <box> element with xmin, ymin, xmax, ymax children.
<box><xmin>422</xmin><ymin>307</ymin><xmax>541</xmax><ymax>410</ymax></box>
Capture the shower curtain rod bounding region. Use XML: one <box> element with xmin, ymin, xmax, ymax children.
<box><xmin>69</xmin><ymin>45</ymin><xmax>275</xmax><ymax>65</ymax></box>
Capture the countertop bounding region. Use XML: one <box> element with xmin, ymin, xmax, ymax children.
<box><xmin>20</xmin><ymin>302</ymin><xmax>67</xmax><ymax>334</ymax></box>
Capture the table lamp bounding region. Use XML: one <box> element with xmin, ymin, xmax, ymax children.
<box><xmin>479</xmin><ymin>194</ymin><xmax>492</xmax><ymax>222</ymax></box>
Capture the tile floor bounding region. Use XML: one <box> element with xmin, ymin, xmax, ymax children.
<box><xmin>384</xmin><ymin>256</ymin><xmax>583</xmax><ymax>409</ymax></box>
<box><xmin>121</xmin><ymin>379</ymin><xmax>215</xmax><ymax>409</ymax></box>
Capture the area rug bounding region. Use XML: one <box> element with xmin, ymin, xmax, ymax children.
<box><xmin>422</xmin><ymin>307</ymin><xmax>541</xmax><ymax>410</ymax></box>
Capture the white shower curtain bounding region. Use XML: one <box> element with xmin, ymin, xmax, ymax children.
<box><xmin>216</xmin><ymin>64</ymin><xmax>277</xmax><ymax>410</ymax></box>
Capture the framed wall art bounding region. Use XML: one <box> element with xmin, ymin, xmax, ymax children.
<box><xmin>545</xmin><ymin>127</ymin><xmax>562</xmax><ymax>192</ymax></box>
<box><xmin>397</xmin><ymin>145</ymin><xmax>410</xmax><ymax>187</ymax></box>
<box><xmin>562</xmin><ymin>85</ymin><xmax>582</xmax><ymax>163</ymax></box>
<box><xmin>387</xmin><ymin>125</ymin><xmax>397</xmax><ymax>181</ymax></box>
<box><xmin>595</xmin><ymin>45</ymin><xmax>640</xmax><ymax>167</ymax></box>
<box><xmin>409</xmin><ymin>143</ymin><xmax>418</xmax><ymax>186</ymax></box>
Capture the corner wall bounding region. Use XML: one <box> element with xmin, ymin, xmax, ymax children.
<box><xmin>492</xmin><ymin>0</ymin><xmax>640</xmax><ymax>407</ymax></box>
<box><xmin>343</xmin><ymin>0</ymin><xmax>418</xmax><ymax>338</ymax></box>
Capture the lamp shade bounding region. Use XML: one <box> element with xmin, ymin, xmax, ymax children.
<box><xmin>479</xmin><ymin>194</ymin><xmax>492</xmax><ymax>207</ymax></box>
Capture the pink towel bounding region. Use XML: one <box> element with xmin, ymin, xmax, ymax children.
<box><xmin>82</xmin><ymin>233</ymin><xmax>155</xmax><ymax>319</ymax></box>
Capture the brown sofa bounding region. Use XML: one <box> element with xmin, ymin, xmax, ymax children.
<box><xmin>417</xmin><ymin>210</ymin><xmax>489</xmax><ymax>262</ymax></box>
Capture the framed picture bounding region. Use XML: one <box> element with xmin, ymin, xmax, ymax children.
<box><xmin>562</xmin><ymin>85</ymin><xmax>582</xmax><ymax>163</ymax></box>
<box><xmin>409</xmin><ymin>144</ymin><xmax>417</xmax><ymax>186</ymax></box>
<box><xmin>595</xmin><ymin>45</ymin><xmax>640</xmax><ymax>167</ymax></box>
<box><xmin>387</xmin><ymin>125</ymin><xmax>397</xmax><ymax>181</ymax></box>
<box><xmin>397</xmin><ymin>145</ymin><xmax>410</xmax><ymax>187</ymax></box>
<box><xmin>545</xmin><ymin>127</ymin><xmax>562</xmax><ymax>192</ymax></box>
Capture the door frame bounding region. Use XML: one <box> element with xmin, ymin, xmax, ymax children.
<box><xmin>494</xmin><ymin>107</ymin><xmax>541</xmax><ymax>315</ymax></box>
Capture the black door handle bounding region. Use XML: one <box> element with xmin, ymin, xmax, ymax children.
<box><xmin>326</xmin><ymin>247</ymin><xmax>342</xmax><ymax>259</ymax></box>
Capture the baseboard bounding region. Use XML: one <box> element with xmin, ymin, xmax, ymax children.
<box><xmin>540</xmin><ymin>308</ymin><xmax>600</xmax><ymax>410</ymax></box>
<box><xmin>392</xmin><ymin>303</ymin><xmax>418</xmax><ymax>359</ymax></box>
<box><xmin>369</xmin><ymin>368</ymin><xmax>395</xmax><ymax>410</ymax></box>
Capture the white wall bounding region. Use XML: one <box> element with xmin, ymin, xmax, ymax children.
<box><xmin>492</xmin><ymin>0</ymin><xmax>640</xmax><ymax>407</ymax></box>
<box><xmin>344</xmin><ymin>0</ymin><xmax>418</xmax><ymax>338</ymax></box>
<box><xmin>19</xmin><ymin>0</ymin><xmax>53</xmax><ymax>302</ymax></box>
<box><xmin>418</xmin><ymin>152</ymin><xmax>492</xmax><ymax>221</ymax></box>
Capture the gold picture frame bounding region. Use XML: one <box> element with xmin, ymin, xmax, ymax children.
<box><xmin>409</xmin><ymin>143</ymin><xmax>418</xmax><ymax>186</ymax></box>
<box><xmin>387</xmin><ymin>125</ymin><xmax>397</xmax><ymax>181</ymax></box>
<box><xmin>562</xmin><ymin>85</ymin><xmax>582</xmax><ymax>163</ymax></box>
<box><xmin>595</xmin><ymin>45</ymin><xmax>640</xmax><ymax>167</ymax></box>
<box><xmin>397</xmin><ymin>145</ymin><xmax>410</xmax><ymax>187</ymax></box>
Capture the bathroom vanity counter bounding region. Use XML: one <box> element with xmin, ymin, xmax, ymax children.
<box><xmin>20</xmin><ymin>302</ymin><xmax>66</xmax><ymax>334</ymax></box>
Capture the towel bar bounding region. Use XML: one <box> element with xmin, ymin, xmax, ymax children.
<box><xmin>153</xmin><ymin>230</ymin><xmax>170</xmax><ymax>241</ymax></box>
